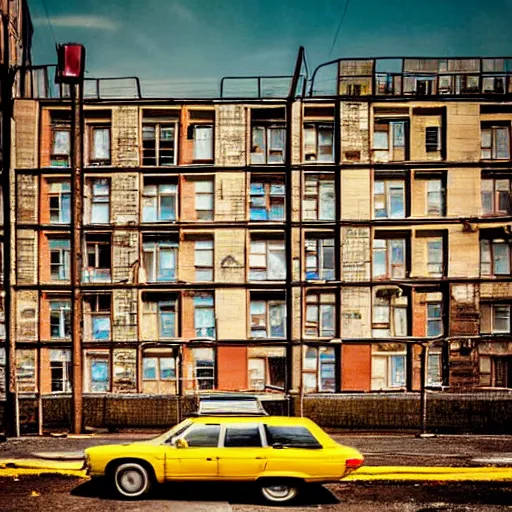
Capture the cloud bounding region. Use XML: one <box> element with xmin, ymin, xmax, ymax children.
<box><xmin>33</xmin><ymin>15</ymin><xmax>119</xmax><ymax>31</ymax></box>
<box><xmin>168</xmin><ymin>2</ymin><xmax>195</xmax><ymax>22</ymax></box>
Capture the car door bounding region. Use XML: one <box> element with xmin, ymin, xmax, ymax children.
<box><xmin>215</xmin><ymin>423</ymin><xmax>268</xmax><ymax>480</ymax></box>
<box><xmin>165</xmin><ymin>423</ymin><xmax>221</xmax><ymax>480</ymax></box>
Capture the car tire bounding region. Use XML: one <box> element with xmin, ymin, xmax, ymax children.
<box><xmin>259</xmin><ymin>479</ymin><xmax>300</xmax><ymax>504</ymax></box>
<box><xmin>113</xmin><ymin>462</ymin><xmax>151</xmax><ymax>499</ymax></box>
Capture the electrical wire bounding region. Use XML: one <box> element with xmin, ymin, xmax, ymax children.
<box><xmin>40</xmin><ymin>0</ymin><xmax>57</xmax><ymax>47</ymax></box>
<box><xmin>328</xmin><ymin>0</ymin><xmax>352</xmax><ymax>59</ymax></box>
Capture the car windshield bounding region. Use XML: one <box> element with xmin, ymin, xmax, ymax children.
<box><xmin>140</xmin><ymin>419</ymin><xmax>193</xmax><ymax>446</ymax></box>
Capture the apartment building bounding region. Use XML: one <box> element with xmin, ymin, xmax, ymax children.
<box><xmin>5</xmin><ymin>55</ymin><xmax>512</xmax><ymax>412</ymax></box>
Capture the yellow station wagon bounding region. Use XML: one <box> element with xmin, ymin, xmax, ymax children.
<box><xmin>84</xmin><ymin>415</ymin><xmax>364</xmax><ymax>503</ymax></box>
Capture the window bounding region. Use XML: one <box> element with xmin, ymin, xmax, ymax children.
<box><xmin>372</xmin><ymin>291</ymin><xmax>408</xmax><ymax>338</ymax></box>
<box><xmin>183</xmin><ymin>424</ymin><xmax>220</xmax><ymax>447</ymax></box>
<box><xmin>249</xmin><ymin>179</ymin><xmax>285</xmax><ymax>221</ymax></box>
<box><xmin>427</xmin><ymin>303</ymin><xmax>442</xmax><ymax>337</ymax></box>
<box><xmin>481</xmin><ymin>239</ymin><xmax>511</xmax><ymax>276</ymax></box>
<box><xmin>143</xmin><ymin>355</ymin><xmax>177</xmax><ymax>394</ymax></box>
<box><xmin>264</xmin><ymin>425</ymin><xmax>322</xmax><ymax>449</ymax></box>
<box><xmin>374</xmin><ymin>180</ymin><xmax>405</xmax><ymax>218</ymax></box>
<box><xmin>87</xmin><ymin>179</ymin><xmax>110</xmax><ymax>224</ymax></box>
<box><xmin>195</xmin><ymin>179</ymin><xmax>214</xmax><ymax>220</ymax></box>
<box><xmin>303</xmin><ymin>175</ymin><xmax>335</xmax><ymax>221</ymax></box>
<box><xmin>16</xmin><ymin>350</ymin><xmax>36</xmax><ymax>393</ymax></box>
<box><xmin>156</xmin><ymin>300</ymin><xmax>177</xmax><ymax>338</ymax></box>
<box><xmin>191</xmin><ymin>348</ymin><xmax>215</xmax><ymax>390</ymax></box>
<box><xmin>251</xmin><ymin>126</ymin><xmax>286</xmax><ymax>164</ymax></box>
<box><xmin>142</xmin><ymin>182</ymin><xmax>178</xmax><ymax>222</ymax></box>
<box><xmin>481</xmin><ymin>178</ymin><xmax>511</xmax><ymax>215</ymax></box>
<box><xmin>425</xmin><ymin>126</ymin><xmax>441</xmax><ymax>153</ymax></box>
<box><xmin>481</xmin><ymin>125</ymin><xmax>510</xmax><ymax>159</ymax></box>
<box><xmin>85</xmin><ymin>294</ymin><xmax>111</xmax><ymax>341</ymax></box>
<box><xmin>479</xmin><ymin>355</ymin><xmax>512</xmax><ymax>388</ymax></box>
<box><xmin>51</xmin><ymin>129</ymin><xmax>70</xmax><ymax>167</ymax></box>
<box><xmin>194</xmin><ymin>295</ymin><xmax>215</xmax><ymax>338</ymax></box>
<box><xmin>302</xmin><ymin>346</ymin><xmax>336</xmax><ymax>393</ymax></box>
<box><xmin>305</xmin><ymin>293</ymin><xmax>335</xmax><ymax>338</ymax></box>
<box><xmin>427</xmin><ymin>238</ymin><xmax>443</xmax><ymax>276</ymax></box>
<box><xmin>373</xmin><ymin>120</ymin><xmax>408</xmax><ymax>161</ymax></box>
<box><xmin>248</xmin><ymin>349</ymin><xmax>285</xmax><ymax>391</ymax></box>
<box><xmin>49</xmin><ymin>238</ymin><xmax>70</xmax><ymax>280</ymax></box>
<box><xmin>250</xmin><ymin>298</ymin><xmax>286</xmax><ymax>338</ymax></box>
<box><xmin>371</xmin><ymin>344</ymin><xmax>407</xmax><ymax>389</ymax></box>
<box><xmin>427</xmin><ymin>179</ymin><xmax>445</xmax><ymax>216</ymax></box>
<box><xmin>304</xmin><ymin>124</ymin><xmax>334</xmax><ymax>162</ymax></box>
<box><xmin>248</xmin><ymin>358</ymin><xmax>266</xmax><ymax>390</ymax></box>
<box><xmin>143</xmin><ymin>238</ymin><xmax>178</xmax><ymax>282</ymax></box>
<box><xmin>249</xmin><ymin>239</ymin><xmax>286</xmax><ymax>280</ymax></box>
<box><xmin>88</xmin><ymin>126</ymin><xmax>111</xmax><ymax>165</ymax></box>
<box><xmin>48</xmin><ymin>180</ymin><xmax>71</xmax><ymax>224</ymax></box>
<box><xmin>373</xmin><ymin>238</ymin><xmax>406</xmax><ymax>279</ymax></box>
<box><xmin>195</xmin><ymin>239</ymin><xmax>213</xmax><ymax>281</ymax></box>
<box><xmin>50</xmin><ymin>349</ymin><xmax>71</xmax><ymax>393</ymax></box>
<box><xmin>224</xmin><ymin>425</ymin><xmax>262</xmax><ymax>447</ymax></box>
<box><xmin>142</xmin><ymin>123</ymin><xmax>177</xmax><ymax>166</ymax></box>
<box><xmin>305</xmin><ymin>237</ymin><xmax>335</xmax><ymax>280</ymax></box>
<box><xmin>427</xmin><ymin>349</ymin><xmax>443</xmax><ymax>387</ymax></box>
<box><xmin>50</xmin><ymin>299</ymin><xmax>71</xmax><ymax>339</ymax></box>
<box><xmin>83</xmin><ymin>234</ymin><xmax>111</xmax><ymax>283</ymax></box>
<box><xmin>191</xmin><ymin>125</ymin><xmax>214</xmax><ymax>161</ymax></box>
<box><xmin>86</xmin><ymin>352</ymin><xmax>109</xmax><ymax>393</ymax></box>
<box><xmin>492</xmin><ymin>304</ymin><xmax>511</xmax><ymax>333</ymax></box>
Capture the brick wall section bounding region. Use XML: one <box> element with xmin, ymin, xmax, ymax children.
<box><xmin>13</xmin><ymin>100</ymin><xmax>38</xmax><ymax>169</ymax></box>
<box><xmin>217</xmin><ymin>346</ymin><xmax>248</xmax><ymax>390</ymax></box>
<box><xmin>16</xmin><ymin>290</ymin><xmax>38</xmax><ymax>340</ymax></box>
<box><xmin>112</xmin><ymin>231</ymin><xmax>138</xmax><ymax>283</ymax></box>
<box><xmin>16</xmin><ymin>173</ymin><xmax>37</xmax><ymax>223</ymax></box>
<box><xmin>215</xmin><ymin>289</ymin><xmax>246</xmax><ymax>339</ymax></box>
<box><xmin>214</xmin><ymin>105</ymin><xmax>246</xmax><ymax>166</ymax></box>
<box><xmin>215</xmin><ymin>172</ymin><xmax>246</xmax><ymax>221</ymax></box>
<box><xmin>39</xmin><ymin>108</ymin><xmax>51</xmax><ymax>168</ymax></box>
<box><xmin>341</xmin><ymin>344</ymin><xmax>371</xmax><ymax>391</ymax></box>
<box><xmin>111</xmin><ymin>107</ymin><xmax>140</xmax><ymax>167</ymax></box>
<box><xmin>16</xmin><ymin>229</ymin><xmax>37</xmax><ymax>284</ymax></box>
<box><xmin>111</xmin><ymin>174</ymin><xmax>139</xmax><ymax>225</ymax></box>
<box><xmin>340</xmin><ymin>102</ymin><xmax>370</xmax><ymax>163</ymax></box>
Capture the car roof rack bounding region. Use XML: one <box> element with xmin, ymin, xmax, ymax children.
<box><xmin>195</xmin><ymin>393</ymin><xmax>269</xmax><ymax>417</ymax></box>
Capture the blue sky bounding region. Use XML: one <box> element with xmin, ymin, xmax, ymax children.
<box><xmin>29</xmin><ymin>0</ymin><xmax>512</xmax><ymax>97</ymax></box>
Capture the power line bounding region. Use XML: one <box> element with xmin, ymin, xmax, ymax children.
<box><xmin>328</xmin><ymin>0</ymin><xmax>352</xmax><ymax>59</ymax></box>
<box><xmin>40</xmin><ymin>0</ymin><xmax>57</xmax><ymax>47</ymax></box>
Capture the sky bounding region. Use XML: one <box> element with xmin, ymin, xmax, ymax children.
<box><xmin>28</xmin><ymin>0</ymin><xmax>512</xmax><ymax>97</ymax></box>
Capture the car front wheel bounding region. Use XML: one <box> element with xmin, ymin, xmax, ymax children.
<box><xmin>259</xmin><ymin>479</ymin><xmax>300</xmax><ymax>504</ymax></box>
<box><xmin>113</xmin><ymin>462</ymin><xmax>151</xmax><ymax>499</ymax></box>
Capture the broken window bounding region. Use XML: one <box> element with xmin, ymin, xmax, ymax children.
<box><xmin>85</xmin><ymin>351</ymin><xmax>110</xmax><ymax>393</ymax></box>
<box><xmin>373</xmin><ymin>238</ymin><xmax>406</xmax><ymax>279</ymax></box>
<box><xmin>195</xmin><ymin>179</ymin><xmax>214</xmax><ymax>220</ymax></box>
<box><xmin>50</xmin><ymin>349</ymin><xmax>71</xmax><ymax>393</ymax></box>
<box><xmin>425</xmin><ymin>126</ymin><xmax>441</xmax><ymax>153</ymax></box>
<box><xmin>142</xmin><ymin>181</ymin><xmax>178</xmax><ymax>222</ymax></box>
<box><xmin>427</xmin><ymin>238</ymin><xmax>443</xmax><ymax>276</ymax></box>
<box><xmin>142</xmin><ymin>123</ymin><xmax>177</xmax><ymax>166</ymax></box>
<box><xmin>195</xmin><ymin>239</ymin><xmax>214</xmax><ymax>281</ymax></box>
<box><xmin>305</xmin><ymin>237</ymin><xmax>335</xmax><ymax>281</ymax></box>
<box><xmin>143</xmin><ymin>236</ymin><xmax>178</xmax><ymax>282</ymax></box>
<box><xmin>85</xmin><ymin>294</ymin><xmax>111</xmax><ymax>341</ymax></box>
<box><xmin>190</xmin><ymin>348</ymin><xmax>215</xmax><ymax>390</ymax></box>
<box><xmin>427</xmin><ymin>348</ymin><xmax>443</xmax><ymax>387</ymax></box>
<box><xmin>250</xmin><ymin>296</ymin><xmax>286</xmax><ymax>338</ymax></box>
<box><xmin>248</xmin><ymin>346</ymin><xmax>286</xmax><ymax>391</ymax></box>
<box><xmin>249</xmin><ymin>238</ymin><xmax>286</xmax><ymax>280</ymax></box>
<box><xmin>373</xmin><ymin>120</ymin><xmax>408</xmax><ymax>162</ymax></box>
<box><xmin>51</xmin><ymin>129</ymin><xmax>70</xmax><ymax>167</ymax></box>
<box><xmin>371</xmin><ymin>343</ymin><xmax>406</xmax><ymax>390</ymax></box>
<box><xmin>249</xmin><ymin>178</ymin><xmax>285</xmax><ymax>221</ymax></box>
<box><xmin>492</xmin><ymin>304</ymin><xmax>511</xmax><ymax>333</ymax></box>
<box><xmin>305</xmin><ymin>292</ymin><xmax>335</xmax><ymax>338</ymax></box>
<box><xmin>16</xmin><ymin>349</ymin><xmax>36</xmax><ymax>393</ymax></box>
<box><xmin>481</xmin><ymin>125</ymin><xmax>510</xmax><ymax>159</ymax></box>
<box><xmin>427</xmin><ymin>303</ymin><xmax>443</xmax><ymax>337</ymax></box>
<box><xmin>86</xmin><ymin>178</ymin><xmax>110</xmax><ymax>224</ymax></box>
<box><xmin>113</xmin><ymin>349</ymin><xmax>136</xmax><ymax>393</ymax></box>
<box><xmin>372</xmin><ymin>289</ymin><xmax>408</xmax><ymax>338</ymax></box>
<box><xmin>426</xmin><ymin>179</ymin><xmax>445</xmax><ymax>216</ymax></box>
<box><xmin>303</xmin><ymin>124</ymin><xmax>334</xmax><ymax>162</ymax></box>
<box><xmin>250</xmin><ymin>108</ymin><xmax>286</xmax><ymax>164</ymax></box>
<box><xmin>83</xmin><ymin>233</ymin><xmax>111</xmax><ymax>282</ymax></box>
<box><xmin>194</xmin><ymin>294</ymin><xmax>215</xmax><ymax>338</ymax></box>
<box><xmin>143</xmin><ymin>353</ymin><xmax>177</xmax><ymax>394</ymax></box>
<box><xmin>50</xmin><ymin>299</ymin><xmax>71</xmax><ymax>339</ymax></box>
<box><xmin>481</xmin><ymin>178</ymin><xmax>511</xmax><ymax>215</ymax></box>
<box><xmin>303</xmin><ymin>175</ymin><xmax>335</xmax><ymax>221</ymax></box>
<box><xmin>374</xmin><ymin>180</ymin><xmax>405</xmax><ymax>218</ymax></box>
<box><xmin>49</xmin><ymin>238</ymin><xmax>70</xmax><ymax>280</ymax></box>
<box><xmin>88</xmin><ymin>125</ymin><xmax>111</xmax><ymax>165</ymax></box>
<box><xmin>481</xmin><ymin>239</ymin><xmax>511</xmax><ymax>276</ymax></box>
<box><xmin>302</xmin><ymin>346</ymin><xmax>336</xmax><ymax>393</ymax></box>
<box><xmin>48</xmin><ymin>179</ymin><xmax>71</xmax><ymax>224</ymax></box>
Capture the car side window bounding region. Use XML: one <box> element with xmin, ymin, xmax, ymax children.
<box><xmin>224</xmin><ymin>425</ymin><xmax>262</xmax><ymax>448</ymax></box>
<box><xmin>183</xmin><ymin>424</ymin><xmax>220</xmax><ymax>447</ymax></box>
<box><xmin>265</xmin><ymin>425</ymin><xmax>322</xmax><ymax>449</ymax></box>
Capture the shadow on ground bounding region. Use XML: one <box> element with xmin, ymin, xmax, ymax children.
<box><xmin>71</xmin><ymin>478</ymin><xmax>339</xmax><ymax>506</ymax></box>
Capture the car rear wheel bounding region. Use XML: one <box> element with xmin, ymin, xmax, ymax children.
<box><xmin>113</xmin><ymin>462</ymin><xmax>151</xmax><ymax>499</ymax></box>
<box><xmin>259</xmin><ymin>479</ymin><xmax>300</xmax><ymax>504</ymax></box>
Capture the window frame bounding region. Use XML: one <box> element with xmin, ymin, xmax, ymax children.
<box><xmin>142</xmin><ymin>181</ymin><xmax>178</xmax><ymax>222</ymax></box>
<box><xmin>194</xmin><ymin>294</ymin><xmax>216</xmax><ymax>338</ymax></box>
<box><xmin>302</xmin><ymin>346</ymin><xmax>336</xmax><ymax>393</ymax></box>
<box><xmin>373</xmin><ymin>237</ymin><xmax>407</xmax><ymax>279</ymax></box>
<box><xmin>481</xmin><ymin>178</ymin><xmax>511</xmax><ymax>215</ymax></box>
<box><xmin>88</xmin><ymin>178</ymin><xmax>110</xmax><ymax>224</ymax></box>
<box><xmin>49</xmin><ymin>299</ymin><xmax>71</xmax><ymax>339</ymax></box>
<box><xmin>481</xmin><ymin>124</ymin><xmax>511</xmax><ymax>160</ymax></box>
<box><xmin>143</xmin><ymin>238</ymin><xmax>178</xmax><ymax>283</ymax></box>
<box><xmin>492</xmin><ymin>304</ymin><xmax>511</xmax><ymax>334</ymax></box>
<box><xmin>48</xmin><ymin>179</ymin><xmax>71</xmax><ymax>224</ymax></box>
<box><xmin>304</xmin><ymin>292</ymin><xmax>336</xmax><ymax>338</ymax></box>
<box><xmin>250</xmin><ymin>124</ymin><xmax>286</xmax><ymax>165</ymax></box>
<box><xmin>305</xmin><ymin>237</ymin><xmax>335</xmax><ymax>281</ymax></box>
<box><xmin>303</xmin><ymin>174</ymin><xmax>335</xmax><ymax>221</ymax></box>
<box><xmin>194</xmin><ymin>179</ymin><xmax>214</xmax><ymax>220</ymax></box>
<box><xmin>49</xmin><ymin>238</ymin><xmax>70</xmax><ymax>281</ymax></box>
<box><xmin>425</xmin><ymin>126</ymin><xmax>441</xmax><ymax>153</ymax></box>
<box><xmin>303</xmin><ymin>123</ymin><xmax>335</xmax><ymax>163</ymax></box>
<box><xmin>50</xmin><ymin>128</ymin><xmax>71</xmax><ymax>167</ymax></box>
<box><xmin>481</xmin><ymin>239</ymin><xmax>511</xmax><ymax>276</ymax></box>
<box><xmin>249</xmin><ymin>238</ymin><xmax>286</xmax><ymax>281</ymax></box>
<box><xmin>142</xmin><ymin>122</ymin><xmax>178</xmax><ymax>167</ymax></box>
<box><xmin>249</xmin><ymin>178</ymin><xmax>285</xmax><ymax>221</ymax></box>
<box><xmin>86</xmin><ymin>294</ymin><xmax>112</xmax><ymax>341</ymax></box>
<box><xmin>427</xmin><ymin>302</ymin><xmax>443</xmax><ymax>337</ymax></box>
<box><xmin>87</xmin><ymin>124</ymin><xmax>111</xmax><ymax>166</ymax></box>
<box><xmin>249</xmin><ymin>297</ymin><xmax>286</xmax><ymax>339</ymax></box>
<box><xmin>194</xmin><ymin>239</ymin><xmax>214</xmax><ymax>282</ymax></box>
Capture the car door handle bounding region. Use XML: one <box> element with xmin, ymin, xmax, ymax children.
<box><xmin>206</xmin><ymin>458</ymin><xmax>214</xmax><ymax>461</ymax></box>
<box><xmin>255</xmin><ymin>457</ymin><xmax>266</xmax><ymax>460</ymax></box>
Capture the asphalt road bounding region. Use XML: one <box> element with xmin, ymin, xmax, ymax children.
<box><xmin>0</xmin><ymin>475</ymin><xmax>511</xmax><ymax>512</ymax></box>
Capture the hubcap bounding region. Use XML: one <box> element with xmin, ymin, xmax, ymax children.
<box><xmin>119</xmin><ymin>469</ymin><xmax>144</xmax><ymax>494</ymax></box>
<box><xmin>265</xmin><ymin>485</ymin><xmax>291</xmax><ymax>498</ymax></box>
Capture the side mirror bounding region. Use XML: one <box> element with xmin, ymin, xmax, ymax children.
<box><xmin>272</xmin><ymin>442</ymin><xmax>284</xmax><ymax>449</ymax></box>
<box><xmin>175</xmin><ymin>438</ymin><xmax>189</xmax><ymax>449</ymax></box>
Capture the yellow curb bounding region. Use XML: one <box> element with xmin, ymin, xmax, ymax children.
<box><xmin>0</xmin><ymin>459</ymin><xmax>84</xmax><ymax>471</ymax></box>
<box><xmin>346</xmin><ymin>466</ymin><xmax>512</xmax><ymax>481</ymax></box>
<box><xmin>0</xmin><ymin>468</ymin><xmax>87</xmax><ymax>478</ymax></box>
